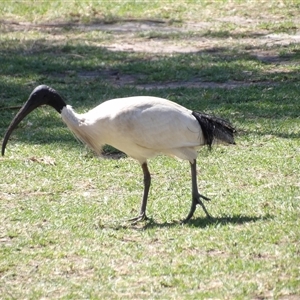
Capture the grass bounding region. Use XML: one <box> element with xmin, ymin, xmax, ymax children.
<box><xmin>1</xmin><ymin>0</ymin><xmax>300</xmax><ymax>299</ymax></box>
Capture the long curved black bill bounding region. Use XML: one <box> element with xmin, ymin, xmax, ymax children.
<box><xmin>2</xmin><ymin>97</ymin><xmax>42</xmax><ymax>156</ymax></box>
<box><xmin>2</xmin><ymin>85</ymin><xmax>66</xmax><ymax>156</ymax></box>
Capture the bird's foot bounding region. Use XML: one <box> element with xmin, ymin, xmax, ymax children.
<box><xmin>128</xmin><ymin>212</ymin><xmax>148</xmax><ymax>224</ymax></box>
<box><xmin>196</xmin><ymin>195</ymin><xmax>212</xmax><ymax>219</ymax></box>
<box><xmin>199</xmin><ymin>193</ymin><xmax>211</xmax><ymax>202</ymax></box>
<box><xmin>182</xmin><ymin>193</ymin><xmax>212</xmax><ymax>223</ymax></box>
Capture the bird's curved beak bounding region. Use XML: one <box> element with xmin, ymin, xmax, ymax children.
<box><xmin>2</xmin><ymin>85</ymin><xmax>66</xmax><ymax>156</ymax></box>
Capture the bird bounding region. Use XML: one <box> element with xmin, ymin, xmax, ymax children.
<box><xmin>2</xmin><ymin>85</ymin><xmax>235</xmax><ymax>223</ymax></box>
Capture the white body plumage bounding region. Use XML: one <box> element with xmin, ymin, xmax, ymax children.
<box><xmin>61</xmin><ymin>96</ymin><xmax>205</xmax><ymax>164</ymax></box>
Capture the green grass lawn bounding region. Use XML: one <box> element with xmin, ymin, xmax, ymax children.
<box><xmin>1</xmin><ymin>1</ymin><xmax>300</xmax><ymax>299</ymax></box>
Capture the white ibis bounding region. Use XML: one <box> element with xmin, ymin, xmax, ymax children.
<box><xmin>2</xmin><ymin>85</ymin><xmax>235</xmax><ymax>223</ymax></box>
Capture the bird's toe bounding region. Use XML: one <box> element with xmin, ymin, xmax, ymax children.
<box><xmin>198</xmin><ymin>193</ymin><xmax>211</xmax><ymax>201</ymax></box>
<box><xmin>128</xmin><ymin>212</ymin><xmax>148</xmax><ymax>224</ymax></box>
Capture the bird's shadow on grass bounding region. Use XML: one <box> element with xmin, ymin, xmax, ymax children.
<box><xmin>103</xmin><ymin>214</ymin><xmax>273</xmax><ymax>230</ymax></box>
<box><xmin>144</xmin><ymin>214</ymin><xmax>273</xmax><ymax>229</ymax></box>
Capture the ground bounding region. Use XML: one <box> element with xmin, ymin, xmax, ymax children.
<box><xmin>0</xmin><ymin>2</ymin><xmax>300</xmax><ymax>299</ymax></box>
<box><xmin>1</xmin><ymin>15</ymin><xmax>300</xmax><ymax>90</ymax></box>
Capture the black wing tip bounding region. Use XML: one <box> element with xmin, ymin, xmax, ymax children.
<box><xmin>192</xmin><ymin>111</ymin><xmax>236</xmax><ymax>147</ymax></box>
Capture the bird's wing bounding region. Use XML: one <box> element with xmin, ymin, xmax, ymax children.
<box><xmin>96</xmin><ymin>96</ymin><xmax>205</xmax><ymax>150</ymax></box>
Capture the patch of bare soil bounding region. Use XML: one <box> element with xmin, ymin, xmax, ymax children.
<box><xmin>2</xmin><ymin>18</ymin><xmax>299</xmax><ymax>89</ymax></box>
<box><xmin>77</xmin><ymin>69</ymin><xmax>277</xmax><ymax>90</ymax></box>
<box><xmin>78</xmin><ymin>19</ymin><xmax>299</xmax><ymax>89</ymax></box>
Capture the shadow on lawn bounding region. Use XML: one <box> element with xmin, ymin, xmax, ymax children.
<box><xmin>186</xmin><ymin>214</ymin><xmax>273</xmax><ymax>227</ymax></box>
<box><xmin>104</xmin><ymin>214</ymin><xmax>273</xmax><ymax>230</ymax></box>
<box><xmin>1</xmin><ymin>19</ymin><xmax>300</xmax><ymax>147</ymax></box>
<box><xmin>144</xmin><ymin>214</ymin><xmax>273</xmax><ymax>229</ymax></box>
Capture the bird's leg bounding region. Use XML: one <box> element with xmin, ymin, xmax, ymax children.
<box><xmin>128</xmin><ymin>162</ymin><xmax>151</xmax><ymax>224</ymax></box>
<box><xmin>183</xmin><ymin>159</ymin><xmax>212</xmax><ymax>223</ymax></box>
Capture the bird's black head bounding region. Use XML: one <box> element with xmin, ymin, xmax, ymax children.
<box><xmin>27</xmin><ymin>85</ymin><xmax>66</xmax><ymax>113</ymax></box>
<box><xmin>1</xmin><ymin>85</ymin><xmax>67</xmax><ymax>156</ymax></box>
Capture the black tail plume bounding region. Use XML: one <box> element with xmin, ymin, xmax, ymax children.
<box><xmin>192</xmin><ymin>111</ymin><xmax>236</xmax><ymax>149</ymax></box>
